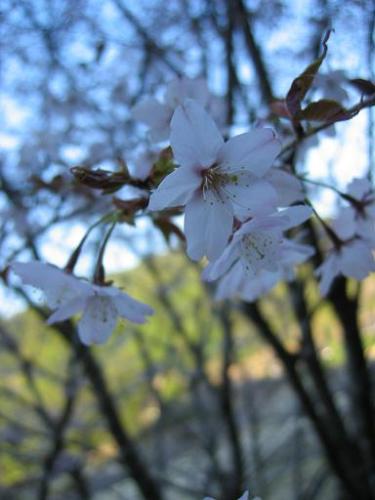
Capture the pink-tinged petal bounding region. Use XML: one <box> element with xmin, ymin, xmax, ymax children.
<box><xmin>225</xmin><ymin>176</ymin><xmax>278</xmax><ymax>216</ymax></box>
<box><xmin>112</xmin><ymin>293</ymin><xmax>153</xmax><ymax>324</ymax></box>
<box><xmin>218</xmin><ymin>129</ymin><xmax>281</xmax><ymax>177</ymax></box>
<box><xmin>279</xmin><ymin>205</ymin><xmax>312</xmax><ymax>229</ymax></box>
<box><xmin>170</xmin><ymin>99</ymin><xmax>224</xmax><ymax>169</ymax></box>
<box><xmin>184</xmin><ymin>191</ymin><xmax>233</xmax><ymax>261</ymax></box>
<box><xmin>148</xmin><ymin>167</ymin><xmax>201</xmax><ymax>211</ymax></box>
<box><xmin>202</xmin><ymin>239</ymin><xmax>240</xmax><ymax>281</ymax></box>
<box><xmin>47</xmin><ymin>297</ymin><xmax>87</xmax><ymax>324</ymax></box>
<box><xmin>78</xmin><ymin>296</ymin><xmax>118</xmax><ymax>345</ymax></box>
<box><xmin>340</xmin><ymin>240</ymin><xmax>375</xmax><ymax>280</ymax></box>
<box><xmin>132</xmin><ymin>97</ymin><xmax>171</xmax><ymax>132</ymax></box>
<box><xmin>265</xmin><ymin>169</ymin><xmax>304</xmax><ymax>205</ymax></box>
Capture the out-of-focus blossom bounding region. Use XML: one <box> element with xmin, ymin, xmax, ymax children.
<box><xmin>133</xmin><ymin>77</ymin><xmax>214</xmax><ymax>142</ymax></box>
<box><xmin>317</xmin><ymin>239</ymin><xmax>375</xmax><ymax>296</ymax></box>
<box><xmin>11</xmin><ymin>261</ymin><xmax>153</xmax><ymax>345</ymax></box>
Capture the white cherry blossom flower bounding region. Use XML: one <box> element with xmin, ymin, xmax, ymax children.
<box><xmin>133</xmin><ymin>77</ymin><xmax>210</xmax><ymax>142</ymax></box>
<box><xmin>215</xmin><ymin>240</ymin><xmax>314</xmax><ymax>301</ymax></box>
<box><xmin>148</xmin><ymin>99</ymin><xmax>281</xmax><ymax>261</ymax></box>
<box><xmin>317</xmin><ymin>180</ymin><xmax>375</xmax><ymax>295</ymax></box>
<box><xmin>329</xmin><ymin>178</ymin><xmax>375</xmax><ymax>248</ymax></box>
<box><xmin>11</xmin><ymin>261</ymin><xmax>153</xmax><ymax>345</ymax></box>
<box><xmin>203</xmin><ymin>205</ymin><xmax>312</xmax><ymax>281</ymax></box>
<box><xmin>316</xmin><ymin>239</ymin><xmax>375</xmax><ymax>296</ymax></box>
<box><xmin>344</xmin><ymin>177</ymin><xmax>375</xmax><ymax>245</ymax></box>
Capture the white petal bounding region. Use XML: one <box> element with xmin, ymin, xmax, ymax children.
<box><xmin>332</xmin><ymin>207</ymin><xmax>356</xmax><ymax>240</ymax></box>
<box><xmin>148</xmin><ymin>167</ymin><xmax>201</xmax><ymax>211</ymax></box>
<box><xmin>280</xmin><ymin>240</ymin><xmax>315</xmax><ymax>264</ymax></box>
<box><xmin>340</xmin><ymin>240</ymin><xmax>375</xmax><ymax>280</ymax></box>
<box><xmin>184</xmin><ymin>191</ymin><xmax>233</xmax><ymax>261</ymax></box>
<box><xmin>236</xmin><ymin>213</ymin><xmax>285</xmax><ymax>239</ymax></box>
<box><xmin>347</xmin><ymin>178</ymin><xmax>372</xmax><ymax>200</ymax></box>
<box><xmin>132</xmin><ymin>98</ymin><xmax>171</xmax><ymax>134</ymax></box>
<box><xmin>240</xmin><ymin>230</ymin><xmax>281</xmax><ymax>275</ymax></box>
<box><xmin>112</xmin><ymin>293</ymin><xmax>153</xmax><ymax>324</ymax></box>
<box><xmin>202</xmin><ymin>239</ymin><xmax>240</xmax><ymax>281</ymax></box>
<box><xmin>11</xmin><ymin>261</ymin><xmax>66</xmax><ymax>290</ymax></box>
<box><xmin>165</xmin><ymin>78</ymin><xmax>209</xmax><ymax>108</ymax></box>
<box><xmin>47</xmin><ymin>297</ymin><xmax>87</xmax><ymax>324</ymax></box>
<box><xmin>279</xmin><ymin>205</ymin><xmax>312</xmax><ymax>229</ymax></box>
<box><xmin>238</xmin><ymin>492</ymin><xmax>249</xmax><ymax>500</ymax></box>
<box><xmin>242</xmin><ymin>270</ymin><xmax>279</xmax><ymax>302</ymax></box>
<box><xmin>11</xmin><ymin>261</ymin><xmax>90</xmax><ymax>308</ymax></box>
<box><xmin>317</xmin><ymin>254</ymin><xmax>339</xmax><ymax>296</ymax></box>
<box><xmin>208</xmin><ymin>94</ymin><xmax>227</xmax><ymax>128</ymax></box>
<box><xmin>78</xmin><ymin>296</ymin><xmax>118</xmax><ymax>345</ymax></box>
<box><xmin>215</xmin><ymin>261</ymin><xmax>244</xmax><ymax>300</ymax></box>
<box><xmin>366</xmin><ymin>202</ymin><xmax>375</xmax><ymax>218</ymax></box>
<box><xmin>265</xmin><ymin>168</ymin><xmax>304</xmax><ymax>205</ymax></box>
<box><xmin>218</xmin><ymin>129</ymin><xmax>281</xmax><ymax>177</ymax></box>
<box><xmin>356</xmin><ymin>217</ymin><xmax>375</xmax><ymax>245</ymax></box>
<box><xmin>225</xmin><ymin>176</ymin><xmax>278</xmax><ymax>216</ymax></box>
<box><xmin>170</xmin><ymin>99</ymin><xmax>224</xmax><ymax>169</ymax></box>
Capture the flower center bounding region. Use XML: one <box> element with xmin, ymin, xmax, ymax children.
<box><xmin>201</xmin><ymin>165</ymin><xmax>237</xmax><ymax>199</ymax></box>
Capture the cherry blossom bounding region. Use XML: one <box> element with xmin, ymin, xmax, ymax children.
<box><xmin>316</xmin><ymin>179</ymin><xmax>375</xmax><ymax>295</ymax></box>
<box><xmin>133</xmin><ymin>77</ymin><xmax>211</xmax><ymax>142</ymax></box>
<box><xmin>11</xmin><ymin>261</ymin><xmax>153</xmax><ymax>345</ymax></box>
<box><xmin>343</xmin><ymin>177</ymin><xmax>375</xmax><ymax>245</ymax></box>
<box><xmin>317</xmin><ymin>239</ymin><xmax>375</xmax><ymax>296</ymax></box>
<box><xmin>215</xmin><ymin>240</ymin><xmax>314</xmax><ymax>301</ymax></box>
<box><xmin>148</xmin><ymin>99</ymin><xmax>281</xmax><ymax>261</ymax></box>
<box><xmin>203</xmin><ymin>206</ymin><xmax>312</xmax><ymax>281</ymax></box>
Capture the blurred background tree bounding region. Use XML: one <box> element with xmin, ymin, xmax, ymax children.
<box><xmin>0</xmin><ymin>0</ymin><xmax>374</xmax><ymax>499</ymax></box>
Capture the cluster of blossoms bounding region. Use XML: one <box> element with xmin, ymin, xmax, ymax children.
<box><xmin>11</xmin><ymin>76</ymin><xmax>375</xmax><ymax>345</ymax></box>
<box><xmin>317</xmin><ymin>178</ymin><xmax>375</xmax><ymax>295</ymax></box>
<box><xmin>144</xmin><ymin>89</ymin><xmax>313</xmax><ymax>302</ymax></box>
